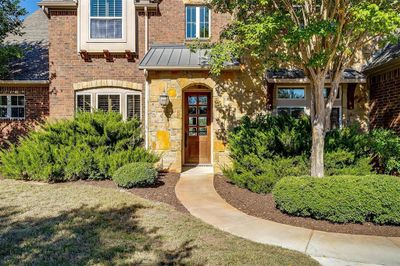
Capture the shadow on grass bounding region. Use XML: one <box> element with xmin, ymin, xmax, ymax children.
<box><xmin>0</xmin><ymin>204</ymin><xmax>197</xmax><ymax>265</ymax></box>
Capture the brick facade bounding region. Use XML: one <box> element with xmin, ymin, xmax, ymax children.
<box><xmin>48</xmin><ymin>1</ymin><xmax>229</xmax><ymax>119</ymax></box>
<box><xmin>0</xmin><ymin>86</ymin><xmax>49</xmax><ymax>147</ymax></box>
<box><xmin>369</xmin><ymin>66</ymin><xmax>400</xmax><ymax>133</ymax></box>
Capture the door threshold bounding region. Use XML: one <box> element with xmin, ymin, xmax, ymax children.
<box><xmin>183</xmin><ymin>164</ymin><xmax>212</xmax><ymax>167</ymax></box>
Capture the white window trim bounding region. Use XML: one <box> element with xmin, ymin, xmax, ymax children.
<box><xmin>76</xmin><ymin>92</ymin><xmax>93</xmax><ymax>112</ymax></box>
<box><xmin>88</xmin><ymin>0</ymin><xmax>126</xmax><ymax>43</ymax></box>
<box><xmin>126</xmin><ymin>92</ymin><xmax>142</xmax><ymax>120</ymax></box>
<box><xmin>75</xmin><ymin>89</ymin><xmax>141</xmax><ymax>121</ymax></box>
<box><xmin>0</xmin><ymin>95</ymin><xmax>25</xmax><ymax>120</ymax></box>
<box><xmin>185</xmin><ymin>5</ymin><xmax>212</xmax><ymax>40</ymax></box>
<box><xmin>276</xmin><ymin>86</ymin><xmax>307</xmax><ymax>100</ymax></box>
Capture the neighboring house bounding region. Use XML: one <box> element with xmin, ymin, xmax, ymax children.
<box><xmin>1</xmin><ymin>0</ymin><xmax>369</xmax><ymax>173</ymax></box>
<box><xmin>364</xmin><ymin>43</ymin><xmax>400</xmax><ymax>134</ymax></box>
<box><xmin>0</xmin><ymin>10</ymin><xmax>50</xmax><ymax>147</ymax></box>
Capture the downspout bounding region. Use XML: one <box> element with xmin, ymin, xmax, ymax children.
<box><xmin>144</xmin><ymin>6</ymin><xmax>150</xmax><ymax>149</ymax></box>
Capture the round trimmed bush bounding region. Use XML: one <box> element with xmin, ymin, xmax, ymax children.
<box><xmin>113</xmin><ymin>162</ymin><xmax>158</xmax><ymax>188</ymax></box>
<box><xmin>272</xmin><ymin>175</ymin><xmax>400</xmax><ymax>224</ymax></box>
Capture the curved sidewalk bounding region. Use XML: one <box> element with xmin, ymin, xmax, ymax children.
<box><xmin>175</xmin><ymin>170</ymin><xmax>400</xmax><ymax>266</ymax></box>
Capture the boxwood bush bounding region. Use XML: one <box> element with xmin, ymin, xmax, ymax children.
<box><xmin>113</xmin><ymin>162</ymin><xmax>158</xmax><ymax>188</ymax></box>
<box><xmin>0</xmin><ymin>112</ymin><xmax>159</xmax><ymax>182</ymax></box>
<box><xmin>273</xmin><ymin>175</ymin><xmax>400</xmax><ymax>224</ymax></box>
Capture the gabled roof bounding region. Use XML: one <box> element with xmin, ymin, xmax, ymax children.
<box><xmin>139</xmin><ymin>45</ymin><xmax>240</xmax><ymax>70</ymax></box>
<box><xmin>363</xmin><ymin>42</ymin><xmax>400</xmax><ymax>72</ymax></box>
<box><xmin>2</xmin><ymin>10</ymin><xmax>49</xmax><ymax>82</ymax></box>
<box><xmin>266</xmin><ymin>69</ymin><xmax>366</xmax><ymax>84</ymax></box>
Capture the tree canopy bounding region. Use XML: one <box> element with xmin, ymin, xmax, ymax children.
<box><xmin>206</xmin><ymin>0</ymin><xmax>400</xmax><ymax>177</ymax></box>
<box><xmin>0</xmin><ymin>0</ymin><xmax>26</xmax><ymax>79</ymax></box>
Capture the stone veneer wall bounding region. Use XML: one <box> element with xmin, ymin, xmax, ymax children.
<box><xmin>0</xmin><ymin>86</ymin><xmax>49</xmax><ymax>147</ymax></box>
<box><xmin>147</xmin><ymin>69</ymin><xmax>266</xmax><ymax>173</ymax></box>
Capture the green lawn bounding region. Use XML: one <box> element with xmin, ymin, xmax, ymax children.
<box><xmin>0</xmin><ymin>179</ymin><xmax>318</xmax><ymax>265</ymax></box>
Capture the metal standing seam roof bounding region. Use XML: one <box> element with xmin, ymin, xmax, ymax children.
<box><xmin>139</xmin><ymin>45</ymin><xmax>240</xmax><ymax>70</ymax></box>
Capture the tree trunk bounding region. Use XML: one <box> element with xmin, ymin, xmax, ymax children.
<box><xmin>310</xmin><ymin>76</ymin><xmax>326</xmax><ymax>177</ymax></box>
<box><xmin>311</xmin><ymin>118</ymin><xmax>325</xmax><ymax>177</ymax></box>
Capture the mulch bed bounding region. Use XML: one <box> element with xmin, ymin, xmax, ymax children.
<box><xmin>214</xmin><ymin>175</ymin><xmax>400</xmax><ymax>237</ymax></box>
<box><xmin>76</xmin><ymin>172</ymin><xmax>188</xmax><ymax>213</ymax></box>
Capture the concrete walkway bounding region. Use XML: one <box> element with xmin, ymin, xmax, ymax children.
<box><xmin>175</xmin><ymin>168</ymin><xmax>400</xmax><ymax>266</ymax></box>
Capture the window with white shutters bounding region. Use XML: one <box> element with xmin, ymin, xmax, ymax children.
<box><xmin>127</xmin><ymin>94</ymin><xmax>141</xmax><ymax>119</ymax></box>
<box><xmin>97</xmin><ymin>94</ymin><xmax>121</xmax><ymax>113</ymax></box>
<box><xmin>90</xmin><ymin>0</ymin><xmax>123</xmax><ymax>39</ymax></box>
<box><xmin>76</xmin><ymin>94</ymin><xmax>92</xmax><ymax>112</ymax></box>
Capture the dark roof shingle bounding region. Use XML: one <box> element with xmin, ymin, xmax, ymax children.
<box><xmin>266</xmin><ymin>68</ymin><xmax>365</xmax><ymax>82</ymax></box>
<box><xmin>364</xmin><ymin>42</ymin><xmax>400</xmax><ymax>71</ymax></box>
<box><xmin>3</xmin><ymin>10</ymin><xmax>49</xmax><ymax>81</ymax></box>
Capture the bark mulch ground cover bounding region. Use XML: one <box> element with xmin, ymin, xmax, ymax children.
<box><xmin>214</xmin><ymin>174</ymin><xmax>400</xmax><ymax>237</ymax></box>
<box><xmin>77</xmin><ymin>172</ymin><xmax>188</xmax><ymax>213</ymax></box>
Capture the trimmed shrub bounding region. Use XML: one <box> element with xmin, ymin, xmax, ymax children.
<box><xmin>325</xmin><ymin>150</ymin><xmax>372</xmax><ymax>176</ymax></box>
<box><xmin>228</xmin><ymin>114</ymin><xmax>311</xmax><ymax>160</ymax></box>
<box><xmin>112</xmin><ymin>162</ymin><xmax>158</xmax><ymax>188</ymax></box>
<box><xmin>273</xmin><ymin>175</ymin><xmax>400</xmax><ymax>224</ymax></box>
<box><xmin>0</xmin><ymin>112</ymin><xmax>159</xmax><ymax>182</ymax></box>
<box><xmin>224</xmin><ymin>155</ymin><xmax>309</xmax><ymax>194</ymax></box>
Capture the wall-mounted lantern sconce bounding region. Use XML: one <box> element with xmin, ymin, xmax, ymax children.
<box><xmin>159</xmin><ymin>91</ymin><xmax>170</xmax><ymax>107</ymax></box>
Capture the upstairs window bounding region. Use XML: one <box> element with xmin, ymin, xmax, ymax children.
<box><xmin>0</xmin><ymin>95</ymin><xmax>25</xmax><ymax>119</ymax></box>
<box><xmin>186</xmin><ymin>6</ymin><xmax>210</xmax><ymax>39</ymax></box>
<box><xmin>90</xmin><ymin>0</ymin><xmax>123</xmax><ymax>39</ymax></box>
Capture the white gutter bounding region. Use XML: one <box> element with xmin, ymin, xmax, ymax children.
<box><xmin>144</xmin><ymin>6</ymin><xmax>150</xmax><ymax>150</ymax></box>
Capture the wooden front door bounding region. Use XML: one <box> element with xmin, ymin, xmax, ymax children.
<box><xmin>184</xmin><ymin>92</ymin><xmax>211</xmax><ymax>164</ymax></box>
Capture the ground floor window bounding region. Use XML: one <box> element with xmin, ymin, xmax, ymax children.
<box><xmin>277</xmin><ymin>107</ymin><xmax>306</xmax><ymax>118</ymax></box>
<box><xmin>0</xmin><ymin>95</ymin><xmax>25</xmax><ymax>119</ymax></box>
<box><xmin>76</xmin><ymin>88</ymin><xmax>141</xmax><ymax>120</ymax></box>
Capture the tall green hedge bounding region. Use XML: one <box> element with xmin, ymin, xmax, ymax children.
<box><xmin>273</xmin><ymin>175</ymin><xmax>400</xmax><ymax>224</ymax></box>
<box><xmin>0</xmin><ymin>112</ymin><xmax>159</xmax><ymax>182</ymax></box>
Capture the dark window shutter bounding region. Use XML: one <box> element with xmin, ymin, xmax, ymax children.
<box><xmin>347</xmin><ymin>84</ymin><xmax>356</xmax><ymax>110</ymax></box>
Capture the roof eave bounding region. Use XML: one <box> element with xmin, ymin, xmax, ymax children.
<box><xmin>0</xmin><ymin>80</ymin><xmax>50</xmax><ymax>86</ymax></box>
<box><xmin>138</xmin><ymin>65</ymin><xmax>240</xmax><ymax>71</ymax></box>
<box><xmin>37</xmin><ymin>1</ymin><xmax>77</xmax><ymax>8</ymax></box>
<box><xmin>363</xmin><ymin>57</ymin><xmax>400</xmax><ymax>75</ymax></box>
<box><xmin>267</xmin><ymin>78</ymin><xmax>366</xmax><ymax>84</ymax></box>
